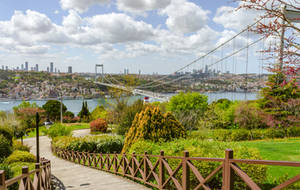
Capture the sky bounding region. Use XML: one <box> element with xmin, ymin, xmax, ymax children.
<box><xmin>0</xmin><ymin>0</ymin><xmax>270</xmax><ymax>74</ymax></box>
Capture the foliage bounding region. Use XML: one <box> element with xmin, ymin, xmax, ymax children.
<box><xmin>122</xmin><ymin>106</ymin><xmax>186</xmax><ymax>152</ymax></box>
<box><xmin>15</xmin><ymin>107</ymin><xmax>45</xmax><ymax>132</ymax></box>
<box><xmin>4</xmin><ymin>151</ymin><xmax>36</xmax><ymax>164</ymax></box>
<box><xmin>91</xmin><ymin>105</ymin><xmax>107</xmax><ymax>120</ymax></box>
<box><xmin>258</xmin><ymin>73</ymin><xmax>300</xmax><ymax>128</ymax></box>
<box><xmin>234</xmin><ymin>101</ymin><xmax>268</xmax><ymax>130</ymax></box>
<box><xmin>42</xmin><ymin>100</ymin><xmax>67</xmax><ymax>121</ymax></box>
<box><xmin>13</xmin><ymin>141</ymin><xmax>30</xmax><ymax>152</ymax></box>
<box><xmin>0</xmin><ymin>163</ymin><xmax>18</xmax><ymax>190</ymax></box>
<box><xmin>44</xmin><ymin>123</ymin><xmax>72</xmax><ymax>139</ymax></box>
<box><xmin>117</xmin><ymin>99</ymin><xmax>145</xmax><ymax>135</ymax></box>
<box><xmin>13</xmin><ymin>101</ymin><xmax>39</xmax><ymax>113</ymax></box>
<box><xmin>0</xmin><ymin>125</ymin><xmax>13</xmax><ymax>145</ymax></box>
<box><xmin>168</xmin><ymin>92</ymin><xmax>208</xmax><ymax>130</ymax></box>
<box><xmin>90</xmin><ymin>118</ymin><xmax>108</xmax><ymax>133</ymax></box>
<box><xmin>52</xmin><ymin>135</ymin><xmax>124</xmax><ymax>153</ymax></box>
<box><xmin>129</xmin><ymin>139</ymin><xmax>267</xmax><ymax>189</ymax></box>
<box><xmin>78</xmin><ymin>101</ymin><xmax>91</xmax><ymax>122</ymax></box>
<box><xmin>63</xmin><ymin>111</ymin><xmax>76</xmax><ymax>123</ymax></box>
<box><xmin>0</xmin><ymin>134</ymin><xmax>13</xmax><ymax>161</ymax></box>
<box><xmin>64</xmin><ymin>111</ymin><xmax>74</xmax><ymax>118</ymax></box>
<box><xmin>198</xmin><ymin>99</ymin><xmax>238</xmax><ymax>129</ymax></box>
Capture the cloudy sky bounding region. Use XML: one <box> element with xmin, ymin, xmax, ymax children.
<box><xmin>0</xmin><ymin>0</ymin><xmax>266</xmax><ymax>74</ymax></box>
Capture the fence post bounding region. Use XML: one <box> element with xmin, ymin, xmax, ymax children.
<box><xmin>132</xmin><ymin>152</ymin><xmax>136</xmax><ymax>177</ymax></box>
<box><xmin>159</xmin><ymin>150</ymin><xmax>165</xmax><ymax>189</ymax></box>
<box><xmin>114</xmin><ymin>152</ymin><xmax>117</xmax><ymax>173</ymax></box>
<box><xmin>0</xmin><ymin>170</ymin><xmax>6</xmax><ymax>190</ymax></box>
<box><xmin>144</xmin><ymin>151</ymin><xmax>148</xmax><ymax>182</ymax></box>
<box><xmin>22</xmin><ymin>166</ymin><xmax>29</xmax><ymax>189</ymax></box>
<box><xmin>182</xmin><ymin>151</ymin><xmax>190</xmax><ymax>190</ymax></box>
<box><xmin>223</xmin><ymin>149</ymin><xmax>234</xmax><ymax>190</ymax></box>
<box><xmin>123</xmin><ymin>153</ymin><xmax>127</xmax><ymax>176</ymax></box>
<box><xmin>35</xmin><ymin>163</ymin><xmax>41</xmax><ymax>190</ymax></box>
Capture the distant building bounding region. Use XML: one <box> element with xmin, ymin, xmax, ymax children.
<box><xmin>25</xmin><ymin>62</ymin><xmax>28</xmax><ymax>71</ymax></box>
<box><xmin>47</xmin><ymin>67</ymin><xmax>49</xmax><ymax>72</ymax></box>
<box><xmin>68</xmin><ymin>66</ymin><xmax>72</xmax><ymax>74</ymax></box>
<box><xmin>35</xmin><ymin>64</ymin><xmax>39</xmax><ymax>72</ymax></box>
<box><xmin>21</xmin><ymin>64</ymin><xmax>24</xmax><ymax>70</ymax></box>
<box><xmin>55</xmin><ymin>68</ymin><xmax>57</xmax><ymax>73</ymax></box>
<box><xmin>50</xmin><ymin>62</ymin><xmax>54</xmax><ymax>73</ymax></box>
<box><xmin>1</xmin><ymin>65</ymin><xmax>4</xmax><ymax>70</ymax></box>
<box><xmin>5</xmin><ymin>66</ymin><xmax>8</xmax><ymax>70</ymax></box>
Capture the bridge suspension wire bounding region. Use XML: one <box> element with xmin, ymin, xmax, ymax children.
<box><xmin>136</xmin><ymin>17</ymin><xmax>265</xmax><ymax>89</ymax></box>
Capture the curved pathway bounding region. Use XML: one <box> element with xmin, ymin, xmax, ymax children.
<box><xmin>24</xmin><ymin>136</ymin><xmax>149</xmax><ymax>190</ymax></box>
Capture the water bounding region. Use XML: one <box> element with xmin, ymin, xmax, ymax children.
<box><xmin>0</xmin><ymin>92</ymin><xmax>258</xmax><ymax>114</ymax></box>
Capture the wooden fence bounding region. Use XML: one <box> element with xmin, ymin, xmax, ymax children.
<box><xmin>0</xmin><ymin>159</ymin><xmax>51</xmax><ymax>190</ymax></box>
<box><xmin>52</xmin><ymin>147</ymin><xmax>300</xmax><ymax>190</ymax></box>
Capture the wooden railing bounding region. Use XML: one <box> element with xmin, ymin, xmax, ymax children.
<box><xmin>52</xmin><ymin>147</ymin><xmax>300</xmax><ymax>190</ymax></box>
<box><xmin>0</xmin><ymin>159</ymin><xmax>51</xmax><ymax>190</ymax></box>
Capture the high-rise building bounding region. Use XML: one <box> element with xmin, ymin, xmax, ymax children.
<box><xmin>205</xmin><ymin>65</ymin><xmax>208</xmax><ymax>74</ymax></box>
<box><xmin>25</xmin><ymin>62</ymin><xmax>28</xmax><ymax>71</ymax></box>
<box><xmin>21</xmin><ymin>64</ymin><xmax>24</xmax><ymax>70</ymax></box>
<box><xmin>1</xmin><ymin>65</ymin><xmax>4</xmax><ymax>70</ymax></box>
<box><xmin>50</xmin><ymin>62</ymin><xmax>54</xmax><ymax>73</ymax></box>
<box><xmin>55</xmin><ymin>68</ymin><xmax>57</xmax><ymax>73</ymax></box>
<box><xmin>47</xmin><ymin>67</ymin><xmax>49</xmax><ymax>72</ymax></box>
<box><xmin>68</xmin><ymin>66</ymin><xmax>72</xmax><ymax>74</ymax></box>
<box><xmin>35</xmin><ymin>64</ymin><xmax>39</xmax><ymax>72</ymax></box>
<box><xmin>5</xmin><ymin>66</ymin><xmax>8</xmax><ymax>70</ymax></box>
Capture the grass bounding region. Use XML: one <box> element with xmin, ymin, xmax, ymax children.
<box><xmin>239</xmin><ymin>138</ymin><xmax>300</xmax><ymax>182</ymax></box>
<box><xmin>63</xmin><ymin>123</ymin><xmax>90</xmax><ymax>131</ymax></box>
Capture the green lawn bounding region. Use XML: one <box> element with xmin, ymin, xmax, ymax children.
<box><xmin>239</xmin><ymin>138</ymin><xmax>300</xmax><ymax>182</ymax></box>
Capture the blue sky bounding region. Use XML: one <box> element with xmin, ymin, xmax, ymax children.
<box><xmin>0</xmin><ymin>0</ymin><xmax>267</xmax><ymax>74</ymax></box>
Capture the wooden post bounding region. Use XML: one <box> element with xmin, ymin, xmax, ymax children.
<box><xmin>223</xmin><ymin>149</ymin><xmax>234</xmax><ymax>190</ymax></box>
<box><xmin>159</xmin><ymin>150</ymin><xmax>165</xmax><ymax>189</ymax></box>
<box><xmin>36</xmin><ymin>112</ymin><xmax>40</xmax><ymax>163</ymax></box>
<box><xmin>35</xmin><ymin>163</ymin><xmax>41</xmax><ymax>190</ymax></box>
<box><xmin>123</xmin><ymin>153</ymin><xmax>127</xmax><ymax>176</ymax></box>
<box><xmin>182</xmin><ymin>151</ymin><xmax>190</xmax><ymax>190</ymax></box>
<box><xmin>114</xmin><ymin>152</ymin><xmax>117</xmax><ymax>173</ymax></box>
<box><xmin>22</xmin><ymin>166</ymin><xmax>29</xmax><ymax>189</ymax></box>
<box><xmin>0</xmin><ymin>170</ymin><xmax>6</xmax><ymax>190</ymax></box>
<box><xmin>144</xmin><ymin>151</ymin><xmax>148</xmax><ymax>182</ymax></box>
<box><xmin>132</xmin><ymin>152</ymin><xmax>136</xmax><ymax>177</ymax></box>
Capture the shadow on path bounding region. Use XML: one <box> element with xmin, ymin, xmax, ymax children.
<box><xmin>51</xmin><ymin>175</ymin><xmax>65</xmax><ymax>190</ymax></box>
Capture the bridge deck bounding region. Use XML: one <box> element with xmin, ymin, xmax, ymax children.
<box><xmin>24</xmin><ymin>136</ymin><xmax>149</xmax><ymax>190</ymax></box>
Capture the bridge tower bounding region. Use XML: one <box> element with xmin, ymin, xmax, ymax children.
<box><xmin>95</xmin><ymin>64</ymin><xmax>104</xmax><ymax>82</ymax></box>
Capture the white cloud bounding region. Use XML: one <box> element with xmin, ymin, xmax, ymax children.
<box><xmin>160</xmin><ymin>0</ymin><xmax>210</xmax><ymax>34</ymax></box>
<box><xmin>116</xmin><ymin>0</ymin><xmax>171</xmax><ymax>14</ymax></box>
<box><xmin>60</xmin><ymin>0</ymin><xmax>110</xmax><ymax>13</ymax></box>
<box><xmin>54</xmin><ymin>10</ymin><xmax>59</xmax><ymax>14</ymax></box>
<box><xmin>213</xmin><ymin>5</ymin><xmax>259</xmax><ymax>31</ymax></box>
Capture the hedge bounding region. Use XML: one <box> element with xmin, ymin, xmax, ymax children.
<box><xmin>52</xmin><ymin>135</ymin><xmax>124</xmax><ymax>153</ymax></box>
<box><xmin>5</xmin><ymin>151</ymin><xmax>36</xmax><ymax>164</ymax></box>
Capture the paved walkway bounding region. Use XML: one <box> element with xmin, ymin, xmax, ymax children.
<box><xmin>24</xmin><ymin>136</ymin><xmax>149</xmax><ymax>190</ymax></box>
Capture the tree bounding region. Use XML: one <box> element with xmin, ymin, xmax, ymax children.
<box><xmin>78</xmin><ymin>101</ymin><xmax>91</xmax><ymax>122</ymax></box>
<box><xmin>238</xmin><ymin>0</ymin><xmax>299</xmax><ymax>78</ymax></box>
<box><xmin>168</xmin><ymin>92</ymin><xmax>208</xmax><ymax>130</ymax></box>
<box><xmin>42</xmin><ymin>100</ymin><xmax>67</xmax><ymax>121</ymax></box>
<box><xmin>13</xmin><ymin>101</ymin><xmax>39</xmax><ymax>114</ymax></box>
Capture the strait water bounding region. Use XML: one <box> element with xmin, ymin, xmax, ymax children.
<box><xmin>0</xmin><ymin>92</ymin><xmax>258</xmax><ymax>115</ymax></box>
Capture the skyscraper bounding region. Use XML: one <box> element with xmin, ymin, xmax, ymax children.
<box><xmin>47</xmin><ymin>67</ymin><xmax>49</xmax><ymax>72</ymax></box>
<box><xmin>68</xmin><ymin>66</ymin><xmax>72</xmax><ymax>74</ymax></box>
<box><xmin>35</xmin><ymin>64</ymin><xmax>39</xmax><ymax>72</ymax></box>
<box><xmin>25</xmin><ymin>62</ymin><xmax>28</xmax><ymax>71</ymax></box>
<box><xmin>21</xmin><ymin>64</ymin><xmax>24</xmax><ymax>70</ymax></box>
<box><xmin>50</xmin><ymin>62</ymin><xmax>54</xmax><ymax>73</ymax></box>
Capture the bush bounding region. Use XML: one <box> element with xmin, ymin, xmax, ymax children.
<box><xmin>42</xmin><ymin>100</ymin><xmax>67</xmax><ymax>121</ymax></box>
<box><xmin>5</xmin><ymin>151</ymin><xmax>36</xmax><ymax>164</ymax></box>
<box><xmin>117</xmin><ymin>99</ymin><xmax>144</xmax><ymax>135</ymax></box>
<box><xmin>13</xmin><ymin>141</ymin><xmax>30</xmax><ymax>152</ymax></box>
<box><xmin>44</xmin><ymin>123</ymin><xmax>72</xmax><ymax>139</ymax></box>
<box><xmin>0</xmin><ymin>125</ymin><xmax>14</xmax><ymax>145</ymax></box>
<box><xmin>122</xmin><ymin>107</ymin><xmax>186</xmax><ymax>152</ymax></box>
<box><xmin>91</xmin><ymin>106</ymin><xmax>107</xmax><ymax>120</ymax></box>
<box><xmin>52</xmin><ymin>135</ymin><xmax>124</xmax><ymax>153</ymax></box>
<box><xmin>287</xmin><ymin>126</ymin><xmax>300</xmax><ymax>137</ymax></box>
<box><xmin>90</xmin><ymin>118</ymin><xmax>108</xmax><ymax>133</ymax></box>
<box><xmin>129</xmin><ymin>139</ymin><xmax>267</xmax><ymax>189</ymax></box>
<box><xmin>0</xmin><ymin>163</ymin><xmax>17</xmax><ymax>190</ymax></box>
<box><xmin>0</xmin><ymin>134</ymin><xmax>13</xmax><ymax>161</ymax></box>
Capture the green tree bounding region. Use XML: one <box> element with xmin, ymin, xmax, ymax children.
<box><xmin>42</xmin><ymin>100</ymin><xmax>67</xmax><ymax>121</ymax></box>
<box><xmin>168</xmin><ymin>92</ymin><xmax>208</xmax><ymax>130</ymax></box>
<box><xmin>78</xmin><ymin>101</ymin><xmax>91</xmax><ymax>122</ymax></box>
<box><xmin>13</xmin><ymin>101</ymin><xmax>38</xmax><ymax>113</ymax></box>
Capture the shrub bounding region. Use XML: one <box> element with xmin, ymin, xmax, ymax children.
<box><xmin>0</xmin><ymin>125</ymin><xmax>13</xmax><ymax>145</ymax></box>
<box><xmin>168</xmin><ymin>92</ymin><xmax>208</xmax><ymax>130</ymax></box>
<box><xmin>91</xmin><ymin>106</ymin><xmax>107</xmax><ymax>120</ymax></box>
<box><xmin>234</xmin><ymin>101</ymin><xmax>267</xmax><ymax>130</ymax></box>
<box><xmin>52</xmin><ymin>135</ymin><xmax>124</xmax><ymax>153</ymax></box>
<box><xmin>44</xmin><ymin>123</ymin><xmax>72</xmax><ymax>139</ymax></box>
<box><xmin>117</xmin><ymin>99</ymin><xmax>144</xmax><ymax>135</ymax></box>
<box><xmin>0</xmin><ymin>134</ymin><xmax>13</xmax><ymax>161</ymax></box>
<box><xmin>90</xmin><ymin>118</ymin><xmax>108</xmax><ymax>133</ymax></box>
<box><xmin>5</xmin><ymin>151</ymin><xmax>36</xmax><ymax>164</ymax></box>
<box><xmin>122</xmin><ymin>107</ymin><xmax>186</xmax><ymax>152</ymax></box>
<box><xmin>78</xmin><ymin>101</ymin><xmax>91</xmax><ymax>122</ymax></box>
<box><xmin>0</xmin><ymin>163</ymin><xmax>17</xmax><ymax>190</ymax></box>
<box><xmin>129</xmin><ymin>139</ymin><xmax>267</xmax><ymax>189</ymax></box>
<box><xmin>13</xmin><ymin>141</ymin><xmax>30</xmax><ymax>152</ymax></box>
<box><xmin>287</xmin><ymin>126</ymin><xmax>300</xmax><ymax>137</ymax></box>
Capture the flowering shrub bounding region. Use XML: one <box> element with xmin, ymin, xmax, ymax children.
<box><xmin>90</xmin><ymin>118</ymin><xmax>108</xmax><ymax>133</ymax></box>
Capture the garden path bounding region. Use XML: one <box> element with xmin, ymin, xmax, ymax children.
<box><xmin>24</xmin><ymin>136</ymin><xmax>149</xmax><ymax>190</ymax></box>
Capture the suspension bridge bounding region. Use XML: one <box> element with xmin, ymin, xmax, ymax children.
<box><xmin>93</xmin><ymin>17</ymin><xmax>270</xmax><ymax>102</ymax></box>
